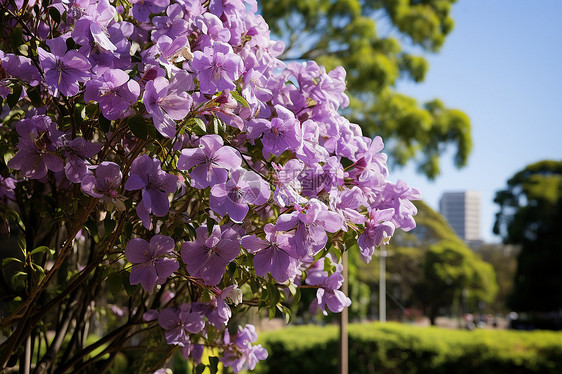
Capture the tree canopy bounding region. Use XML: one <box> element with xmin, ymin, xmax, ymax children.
<box><xmin>260</xmin><ymin>0</ymin><xmax>472</xmax><ymax>179</ymax></box>
<box><xmin>494</xmin><ymin>160</ymin><xmax>562</xmax><ymax>312</ymax></box>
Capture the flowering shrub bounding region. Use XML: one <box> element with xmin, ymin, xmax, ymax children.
<box><xmin>0</xmin><ymin>0</ymin><xmax>420</xmax><ymax>372</ymax></box>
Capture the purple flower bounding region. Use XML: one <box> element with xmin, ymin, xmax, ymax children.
<box><xmin>357</xmin><ymin>208</ymin><xmax>395</xmax><ymax>263</ymax></box>
<box><xmin>311</xmin><ymin>287</ymin><xmax>352</xmax><ymax>316</ymax></box>
<box><xmin>84</xmin><ymin>69</ymin><xmax>140</xmax><ymax>121</ymax></box>
<box><xmin>276</xmin><ymin>199</ymin><xmax>345</xmax><ymax>259</ymax></box>
<box><xmin>60</xmin><ymin>137</ymin><xmax>101</xmax><ymax>183</ymax></box>
<box><xmin>152</xmin><ymin>4</ymin><xmax>190</xmax><ymax>41</ymax></box>
<box><xmin>247</xmin><ymin>105</ymin><xmax>302</xmax><ymax>158</ymax></box>
<box><xmin>81</xmin><ymin>161</ymin><xmax>124</xmax><ymax>209</ymax></box>
<box><xmin>0</xmin><ymin>176</ymin><xmax>16</xmax><ymax>204</ymax></box>
<box><xmin>181</xmin><ymin>341</ymin><xmax>204</xmax><ymax>363</ymax></box>
<box><xmin>38</xmin><ymin>37</ymin><xmax>91</xmax><ymax>97</ymax></box>
<box><xmin>177</xmin><ymin>135</ymin><xmax>242</xmax><ymax>189</ymax></box>
<box><xmin>7</xmin><ymin>115</ymin><xmax>64</xmax><ymax>179</ymax></box>
<box><xmin>296</xmin><ymin>119</ymin><xmax>329</xmax><ymax>165</ymax></box>
<box><xmin>191</xmin><ymin>41</ymin><xmax>243</xmax><ymax>94</ymax></box>
<box><xmin>180</xmin><ymin>225</ymin><xmax>240</xmax><ymax>286</ymax></box>
<box><xmin>130</xmin><ymin>0</ymin><xmax>170</xmax><ymax>23</ymax></box>
<box><xmin>195</xmin><ymin>285</ymin><xmax>242</xmax><ymax>327</ymax></box>
<box><xmin>143</xmin><ymin>73</ymin><xmax>193</xmax><ymax>138</ymax></box>
<box><xmin>158</xmin><ymin>304</ymin><xmax>205</xmax><ymax>346</ymax></box>
<box><xmin>306</xmin><ymin>256</ymin><xmax>351</xmax><ymax>315</ymax></box>
<box><xmin>125</xmin><ymin>235</ymin><xmax>179</xmax><ymax>291</ymax></box>
<box><xmin>241</xmin><ymin>224</ymin><xmax>298</xmax><ymax>283</ymax></box>
<box><xmin>0</xmin><ymin>53</ymin><xmax>41</xmax><ymax>86</ymax></box>
<box><xmin>221</xmin><ymin>324</ymin><xmax>268</xmax><ymax>374</ymax></box>
<box><xmin>330</xmin><ymin>186</ymin><xmax>367</xmax><ymax>229</ymax></box>
<box><xmin>124</xmin><ymin>155</ymin><xmax>178</xmax><ymax>229</ymax></box>
<box><xmin>210</xmin><ymin>168</ymin><xmax>270</xmax><ymax>223</ymax></box>
<box><xmin>272</xmin><ymin>159</ymin><xmax>307</xmax><ymax>207</ymax></box>
<box><xmin>372</xmin><ymin>179</ymin><xmax>421</xmax><ymax>232</ymax></box>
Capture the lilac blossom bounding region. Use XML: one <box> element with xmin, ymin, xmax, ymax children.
<box><xmin>296</xmin><ymin>119</ymin><xmax>329</xmax><ymax>165</ymax></box>
<box><xmin>276</xmin><ymin>199</ymin><xmax>345</xmax><ymax>259</ymax></box>
<box><xmin>125</xmin><ymin>235</ymin><xmax>179</xmax><ymax>291</ymax></box>
<box><xmin>7</xmin><ymin>115</ymin><xmax>64</xmax><ymax>179</ymax></box>
<box><xmin>143</xmin><ymin>73</ymin><xmax>193</xmax><ymax>138</ymax></box>
<box><xmin>373</xmin><ymin>180</ymin><xmax>421</xmax><ymax>232</ymax></box>
<box><xmin>151</xmin><ymin>4</ymin><xmax>190</xmax><ymax>41</ymax></box>
<box><xmin>124</xmin><ymin>155</ymin><xmax>178</xmax><ymax>229</ymax></box>
<box><xmin>221</xmin><ymin>324</ymin><xmax>268</xmax><ymax>374</ymax></box>
<box><xmin>72</xmin><ymin>0</ymin><xmax>118</xmax><ymax>55</ymax></box>
<box><xmin>247</xmin><ymin>105</ymin><xmax>302</xmax><ymax>158</ymax></box>
<box><xmin>181</xmin><ymin>225</ymin><xmax>240</xmax><ymax>286</ymax></box>
<box><xmin>195</xmin><ymin>285</ymin><xmax>242</xmax><ymax>327</ymax></box>
<box><xmin>130</xmin><ymin>0</ymin><xmax>170</xmax><ymax>23</ymax></box>
<box><xmin>38</xmin><ymin>37</ymin><xmax>91</xmax><ymax>97</ymax></box>
<box><xmin>177</xmin><ymin>135</ymin><xmax>241</xmax><ymax>189</ymax></box>
<box><xmin>81</xmin><ymin>162</ymin><xmax>123</xmax><ymax>208</ymax></box>
<box><xmin>209</xmin><ymin>168</ymin><xmax>270</xmax><ymax>223</ymax></box>
<box><xmin>330</xmin><ymin>186</ymin><xmax>367</xmax><ymax>229</ymax></box>
<box><xmin>0</xmin><ymin>53</ymin><xmax>41</xmax><ymax>86</ymax></box>
<box><xmin>181</xmin><ymin>341</ymin><xmax>204</xmax><ymax>362</ymax></box>
<box><xmin>241</xmin><ymin>224</ymin><xmax>298</xmax><ymax>283</ymax></box>
<box><xmin>357</xmin><ymin>208</ymin><xmax>395</xmax><ymax>264</ymax></box>
<box><xmin>272</xmin><ymin>159</ymin><xmax>307</xmax><ymax>207</ymax></box>
<box><xmin>84</xmin><ymin>69</ymin><xmax>140</xmax><ymax>120</ymax></box>
<box><xmin>306</xmin><ymin>256</ymin><xmax>351</xmax><ymax>315</ymax></box>
<box><xmin>60</xmin><ymin>137</ymin><xmax>101</xmax><ymax>183</ymax></box>
<box><xmin>0</xmin><ymin>176</ymin><xmax>16</xmax><ymax>204</ymax></box>
<box><xmin>191</xmin><ymin>41</ymin><xmax>243</xmax><ymax>94</ymax></box>
<box><xmin>158</xmin><ymin>303</ymin><xmax>205</xmax><ymax>346</ymax></box>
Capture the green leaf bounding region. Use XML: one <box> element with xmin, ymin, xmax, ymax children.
<box><xmin>194</xmin><ymin>363</ymin><xmax>206</xmax><ymax>374</ymax></box>
<box><xmin>128</xmin><ymin>115</ymin><xmax>148</xmax><ymax>140</ymax></box>
<box><xmin>30</xmin><ymin>246</ymin><xmax>54</xmax><ymax>256</ymax></box>
<box><xmin>48</xmin><ymin>7</ymin><xmax>61</xmax><ymax>24</ymax></box>
<box><xmin>2</xmin><ymin>257</ymin><xmax>22</xmax><ymax>266</ymax></box>
<box><xmin>277</xmin><ymin>304</ymin><xmax>292</xmax><ymax>324</ymax></box>
<box><xmin>104</xmin><ymin>218</ymin><xmax>116</xmax><ymax>234</ymax></box>
<box><xmin>266</xmin><ymin>283</ymin><xmax>280</xmax><ymax>306</ymax></box>
<box><xmin>190</xmin><ymin>118</ymin><xmax>207</xmax><ymax>136</ymax></box>
<box><xmin>122</xmin><ymin>272</ymin><xmax>137</xmax><ymax>296</ymax></box>
<box><xmin>230</xmin><ymin>90</ymin><xmax>249</xmax><ymax>108</ymax></box>
<box><xmin>209</xmin><ymin>356</ymin><xmax>219</xmax><ymax>374</ymax></box>
<box><xmin>27</xmin><ymin>87</ymin><xmax>43</xmax><ymax>107</ymax></box>
<box><xmin>7</xmin><ymin>85</ymin><xmax>22</xmax><ymax>109</ymax></box>
<box><xmin>207</xmin><ymin>217</ymin><xmax>216</xmax><ymax>236</ymax></box>
<box><xmin>65</xmin><ymin>37</ymin><xmax>77</xmax><ymax>51</ymax></box>
<box><xmin>99</xmin><ymin>114</ymin><xmax>111</xmax><ymax>132</ymax></box>
<box><xmin>9</xmin><ymin>27</ymin><xmax>24</xmax><ymax>50</ymax></box>
<box><xmin>108</xmin><ymin>272</ymin><xmax>122</xmax><ymax>298</ymax></box>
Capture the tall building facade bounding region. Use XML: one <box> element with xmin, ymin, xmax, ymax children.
<box><xmin>439</xmin><ymin>191</ymin><xmax>481</xmax><ymax>243</ymax></box>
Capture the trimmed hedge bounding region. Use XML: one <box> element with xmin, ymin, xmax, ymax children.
<box><xmin>255</xmin><ymin>322</ymin><xmax>562</xmax><ymax>374</ymax></box>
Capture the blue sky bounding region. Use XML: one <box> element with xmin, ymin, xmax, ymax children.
<box><xmin>389</xmin><ymin>0</ymin><xmax>562</xmax><ymax>242</ymax></box>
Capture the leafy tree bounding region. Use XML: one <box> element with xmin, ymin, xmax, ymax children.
<box><xmin>354</xmin><ymin>201</ymin><xmax>498</xmax><ymax>323</ymax></box>
<box><xmin>414</xmin><ymin>240</ymin><xmax>497</xmax><ymax>325</ymax></box>
<box><xmin>260</xmin><ymin>0</ymin><xmax>472</xmax><ymax>178</ymax></box>
<box><xmin>493</xmin><ymin>160</ymin><xmax>562</xmax><ymax>312</ymax></box>
<box><xmin>473</xmin><ymin>244</ymin><xmax>518</xmax><ymax>313</ymax></box>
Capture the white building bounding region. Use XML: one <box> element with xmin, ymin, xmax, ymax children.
<box><xmin>439</xmin><ymin>191</ymin><xmax>481</xmax><ymax>243</ymax></box>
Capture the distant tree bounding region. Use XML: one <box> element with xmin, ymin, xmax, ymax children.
<box><xmin>414</xmin><ymin>241</ymin><xmax>497</xmax><ymax>325</ymax></box>
<box><xmin>473</xmin><ymin>244</ymin><xmax>518</xmax><ymax>313</ymax></box>
<box><xmin>260</xmin><ymin>0</ymin><xmax>472</xmax><ymax>179</ymax></box>
<box><xmin>354</xmin><ymin>201</ymin><xmax>497</xmax><ymax>323</ymax></box>
<box><xmin>494</xmin><ymin>160</ymin><xmax>562</xmax><ymax>312</ymax></box>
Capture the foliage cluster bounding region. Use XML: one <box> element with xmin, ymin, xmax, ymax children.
<box><xmin>256</xmin><ymin>322</ymin><xmax>562</xmax><ymax>374</ymax></box>
<box><xmin>494</xmin><ymin>160</ymin><xmax>562</xmax><ymax>314</ymax></box>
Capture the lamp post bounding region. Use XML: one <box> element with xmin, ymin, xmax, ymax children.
<box><xmin>379</xmin><ymin>247</ymin><xmax>387</xmax><ymax>323</ymax></box>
